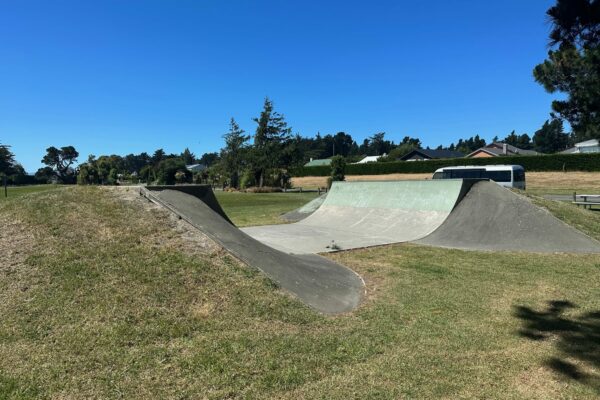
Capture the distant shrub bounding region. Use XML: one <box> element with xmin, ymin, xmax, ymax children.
<box><xmin>330</xmin><ymin>155</ymin><xmax>346</xmax><ymax>183</ymax></box>
<box><xmin>245</xmin><ymin>186</ymin><xmax>283</xmax><ymax>193</ymax></box>
<box><xmin>240</xmin><ymin>169</ymin><xmax>256</xmax><ymax>189</ymax></box>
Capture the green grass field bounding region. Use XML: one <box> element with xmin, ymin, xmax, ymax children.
<box><xmin>0</xmin><ymin>186</ymin><xmax>599</xmax><ymax>398</ymax></box>
<box><xmin>0</xmin><ymin>184</ymin><xmax>62</xmax><ymax>201</ymax></box>
<box><xmin>214</xmin><ymin>190</ymin><xmax>319</xmax><ymax>226</ymax></box>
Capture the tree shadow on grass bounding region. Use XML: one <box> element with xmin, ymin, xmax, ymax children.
<box><xmin>514</xmin><ymin>300</ymin><xmax>600</xmax><ymax>392</ymax></box>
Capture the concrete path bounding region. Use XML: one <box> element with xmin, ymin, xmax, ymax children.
<box><xmin>141</xmin><ymin>186</ymin><xmax>364</xmax><ymax>314</ymax></box>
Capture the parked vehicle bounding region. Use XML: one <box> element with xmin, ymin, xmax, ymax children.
<box><xmin>432</xmin><ymin>165</ymin><xmax>526</xmax><ymax>189</ymax></box>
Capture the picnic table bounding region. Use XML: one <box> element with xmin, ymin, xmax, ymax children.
<box><xmin>572</xmin><ymin>192</ymin><xmax>600</xmax><ymax>209</ymax></box>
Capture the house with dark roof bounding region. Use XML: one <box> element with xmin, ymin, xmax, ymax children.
<box><xmin>466</xmin><ymin>142</ymin><xmax>539</xmax><ymax>158</ymax></box>
<box><xmin>400</xmin><ymin>149</ymin><xmax>465</xmax><ymax>161</ymax></box>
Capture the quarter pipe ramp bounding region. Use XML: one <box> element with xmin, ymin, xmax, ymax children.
<box><xmin>242</xmin><ymin>180</ymin><xmax>475</xmax><ymax>253</ymax></box>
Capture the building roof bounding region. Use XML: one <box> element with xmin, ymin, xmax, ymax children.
<box><xmin>356</xmin><ymin>155</ymin><xmax>383</xmax><ymax>164</ymax></box>
<box><xmin>400</xmin><ymin>148</ymin><xmax>465</xmax><ymax>161</ymax></box>
<box><xmin>560</xmin><ymin>147</ymin><xmax>579</xmax><ymax>154</ymax></box>
<box><xmin>575</xmin><ymin>139</ymin><xmax>599</xmax><ymax>147</ymax></box>
<box><xmin>304</xmin><ymin>158</ymin><xmax>332</xmax><ymax>167</ymax></box>
<box><xmin>186</xmin><ymin>164</ymin><xmax>207</xmax><ymax>172</ymax></box>
<box><xmin>466</xmin><ymin>142</ymin><xmax>538</xmax><ymax>157</ymax></box>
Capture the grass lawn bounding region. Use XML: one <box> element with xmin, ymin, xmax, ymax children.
<box><xmin>0</xmin><ymin>187</ymin><xmax>599</xmax><ymax>398</ymax></box>
<box><xmin>0</xmin><ymin>184</ymin><xmax>62</xmax><ymax>201</ymax></box>
<box><xmin>214</xmin><ymin>190</ymin><xmax>319</xmax><ymax>226</ymax></box>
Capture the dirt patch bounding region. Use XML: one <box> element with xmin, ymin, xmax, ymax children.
<box><xmin>514</xmin><ymin>364</ymin><xmax>567</xmax><ymax>398</ymax></box>
<box><xmin>0</xmin><ymin>213</ymin><xmax>43</xmax><ymax>319</ymax></box>
<box><xmin>103</xmin><ymin>186</ymin><xmax>222</xmax><ymax>256</ymax></box>
<box><xmin>0</xmin><ymin>216</ymin><xmax>35</xmax><ymax>273</ymax></box>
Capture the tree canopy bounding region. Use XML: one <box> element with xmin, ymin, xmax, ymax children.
<box><xmin>0</xmin><ymin>143</ymin><xmax>16</xmax><ymax>176</ymax></box>
<box><xmin>40</xmin><ymin>146</ymin><xmax>79</xmax><ymax>183</ymax></box>
<box><xmin>534</xmin><ymin>0</ymin><xmax>600</xmax><ymax>140</ymax></box>
<box><xmin>533</xmin><ymin>119</ymin><xmax>572</xmax><ymax>153</ymax></box>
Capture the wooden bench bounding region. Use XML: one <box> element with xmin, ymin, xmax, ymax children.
<box><xmin>572</xmin><ymin>193</ymin><xmax>600</xmax><ymax>209</ymax></box>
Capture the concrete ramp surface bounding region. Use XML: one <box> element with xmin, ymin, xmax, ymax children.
<box><xmin>281</xmin><ymin>193</ymin><xmax>327</xmax><ymax>222</ymax></box>
<box><xmin>141</xmin><ymin>186</ymin><xmax>364</xmax><ymax>315</ymax></box>
<box><xmin>416</xmin><ymin>180</ymin><xmax>600</xmax><ymax>253</ymax></box>
<box><xmin>242</xmin><ymin>180</ymin><xmax>472</xmax><ymax>253</ymax></box>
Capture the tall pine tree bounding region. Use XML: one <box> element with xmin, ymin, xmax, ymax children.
<box><xmin>251</xmin><ymin>98</ymin><xmax>292</xmax><ymax>187</ymax></box>
<box><xmin>221</xmin><ymin>118</ymin><xmax>249</xmax><ymax>189</ymax></box>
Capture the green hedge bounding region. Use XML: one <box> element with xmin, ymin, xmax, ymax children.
<box><xmin>292</xmin><ymin>153</ymin><xmax>600</xmax><ymax>177</ymax></box>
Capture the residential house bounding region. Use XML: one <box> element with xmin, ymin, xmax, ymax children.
<box><xmin>466</xmin><ymin>142</ymin><xmax>538</xmax><ymax>158</ymax></box>
<box><xmin>560</xmin><ymin>139</ymin><xmax>600</xmax><ymax>154</ymax></box>
<box><xmin>400</xmin><ymin>148</ymin><xmax>465</xmax><ymax>161</ymax></box>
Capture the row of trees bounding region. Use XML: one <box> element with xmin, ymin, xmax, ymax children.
<box><xmin>0</xmin><ymin>109</ymin><xmax>576</xmax><ymax>189</ymax></box>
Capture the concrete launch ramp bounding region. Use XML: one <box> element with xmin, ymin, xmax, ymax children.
<box><xmin>242</xmin><ymin>180</ymin><xmax>474</xmax><ymax>253</ymax></box>
<box><xmin>416</xmin><ymin>180</ymin><xmax>600</xmax><ymax>253</ymax></box>
<box><xmin>141</xmin><ymin>186</ymin><xmax>364</xmax><ymax>315</ymax></box>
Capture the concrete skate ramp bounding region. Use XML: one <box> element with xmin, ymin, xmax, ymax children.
<box><xmin>242</xmin><ymin>180</ymin><xmax>472</xmax><ymax>254</ymax></box>
<box><xmin>416</xmin><ymin>180</ymin><xmax>600</xmax><ymax>253</ymax></box>
<box><xmin>281</xmin><ymin>193</ymin><xmax>327</xmax><ymax>222</ymax></box>
<box><xmin>141</xmin><ymin>186</ymin><xmax>364</xmax><ymax>314</ymax></box>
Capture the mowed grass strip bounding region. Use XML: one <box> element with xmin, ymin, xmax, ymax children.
<box><xmin>214</xmin><ymin>191</ymin><xmax>319</xmax><ymax>226</ymax></box>
<box><xmin>0</xmin><ymin>187</ymin><xmax>599</xmax><ymax>398</ymax></box>
<box><xmin>0</xmin><ymin>184</ymin><xmax>62</xmax><ymax>201</ymax></box>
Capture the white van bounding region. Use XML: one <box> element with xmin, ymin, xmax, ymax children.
<box><xmin>432</xmin><ymin>165</ymin><xmax>526</xmax><ymax>189</ymax></box>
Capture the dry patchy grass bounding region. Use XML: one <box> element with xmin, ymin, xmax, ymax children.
<box><xmin>1</xmin><ymin>187</ymin><xmax>599</xmax><ymax>398</ymax></box>
<box><xmin>292</xmin><ymin>173</ymin><xmax>430</xmax><ymax>188</ymax></box>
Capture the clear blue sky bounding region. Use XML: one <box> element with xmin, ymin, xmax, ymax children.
<box><xmin>1</xmin><ymin>0</ymin><xmax>557</xmax><ymax>172</ymax></box>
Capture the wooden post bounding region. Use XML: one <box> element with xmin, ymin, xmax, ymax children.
<box><xmin>3</xmin><ymin>175</ymin><xmax>6</xmax><ymax>198</ymax></box>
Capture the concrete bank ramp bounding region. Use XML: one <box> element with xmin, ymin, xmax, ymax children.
<box><xmin>281</xmin><ymin>193</ymin><xmax>327</xmax><ymax>222</ymax></box>
<box><xmin>416</xmin><ymin>180</ymin><xmax>600</xmax><ymax>253</ymax></box>
<box><xmin>242</xmin><ymin>180</ymin><xmax>472</xmax><ymax>254</ymax></box>
<box><xmin>141</xmin><ymin>186</ymin><xmax>364</xmax><ymax>314</ymax></box>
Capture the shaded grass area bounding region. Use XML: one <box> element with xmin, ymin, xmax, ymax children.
<box><xmin>214</xmin><ymin>191</ymin><xmax>319</xmax><ymax>227</ymax></box>
<box><xmin>1</xmin><ymin>187</ymin><xmax>599</xmax><ymax>398</ymax></box>
<box><xmin>0</xmin><ymin>184</ymin><xmax>61</xmax><ymax>201</ymax></box>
